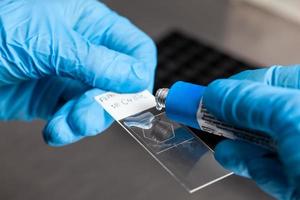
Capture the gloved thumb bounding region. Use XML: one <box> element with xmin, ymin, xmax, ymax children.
<box><xmin>27</xmin><ymin>26</ymin><xmax>151</xmax><ymax>93</ymax></box>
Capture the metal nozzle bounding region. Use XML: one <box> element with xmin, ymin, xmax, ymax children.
<box><xmin>155</xmin><ymin>88</ymin><xmax>169</xmax><ymax>110</ymax></box>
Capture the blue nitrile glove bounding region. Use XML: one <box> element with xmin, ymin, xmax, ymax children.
<box><xmin>203</xmin><ymin>65</ymin><xmax>300</xmax><ymax>200</ymax></box>
<box><xmin>0</xmin><ymin>0</ymin><xmax>156</xmax><ymax>146</ymax></box>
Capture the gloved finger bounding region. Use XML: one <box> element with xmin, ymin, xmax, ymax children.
<box><xmin>215</xmin><ymin>140</ymin><xmax>292</xmax><ymax>200</ymax></box>
<box><xmin>31</xmin><ymin>24</ymin><xmax>151</xmax><ymax>93</ymax></box>
<box><xmin>67</xmin><ymin>88</ymin><xmax>113</xmax><ymax>137</ymax></box>
<box><xmin>246</xmin><ymin>157</ymin><xmax>293</xmax><ymax>200</ymax></box>
<box><xmin>281</xmin><ymin>129</ymin><xmax>300</xmax><ymax>195</ymax></box>
<box><xmin>230</xmin><ymin>65</ymin><xmax>300</xmax><ymax>89</ymax></box>
<box><xmin>203</xmin><ymin>79</ymin><xmax>300</xmax><ymax>136</ymax></box>
<box><xmin>43</xmin><ymin>99</ymin><xmax>83</xmax><ymax>146</ymax></box>
<box><xmin>43</xmin><ymin>89</ymin><xmax>113</xmax><ymax>146</ymax></box>
<box><xmin>214</xmin><ymin>140</ymin><xmax>270</xmax><ymax>178</ymax></box>
<box><xmin>73</xmin><ymin>1</ymin><xmax>157</xmax><ymax>91</ymax></box>
<box><xmin>277</xmin><ymin>132</ymin><xmax>300</xmax><ymax>186</ymax></box>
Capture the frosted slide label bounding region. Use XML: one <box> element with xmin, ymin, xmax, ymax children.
<box><xmin>95</xmin><ymin>90</ymin><xmax>156</xmax><ymax>120</ymax></box>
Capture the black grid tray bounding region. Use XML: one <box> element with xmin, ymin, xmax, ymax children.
<box><xmin>155</xmin><ymin>31</ymin><xmax>256</xmax><ymax>149</ymax></box>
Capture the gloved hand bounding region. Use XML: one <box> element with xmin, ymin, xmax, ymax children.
<box><xmin>0</xmin><ymin>0</ymin><xmax>156</xmax><ymax>146</ymax></box>
<box><xmin>203</xmin><ymin>65</ymin><xmax>300</xmax><ymax>200</ymax></box>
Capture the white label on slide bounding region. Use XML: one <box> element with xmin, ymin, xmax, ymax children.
<box><xmin>94</xmin><ymin>90</ymin><xmax>156</xmax><ymax>121</ymax></box>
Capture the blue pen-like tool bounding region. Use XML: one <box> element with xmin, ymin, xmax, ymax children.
<box><xmin>155</xmin><ymin>81</ymin><xmax>276</xmax><ymax>152</ymax></box>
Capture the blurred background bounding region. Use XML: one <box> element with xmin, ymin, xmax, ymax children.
<box><xmin>1</xmin><ymin>0</ymin><xmax>300</xmax><ymax>199</ymax></box>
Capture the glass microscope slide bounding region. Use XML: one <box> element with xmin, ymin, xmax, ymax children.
<box><xmin>95</xmin><ymin>90</ymin><xmax>232</xmax><ymax>193</ymax></box>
